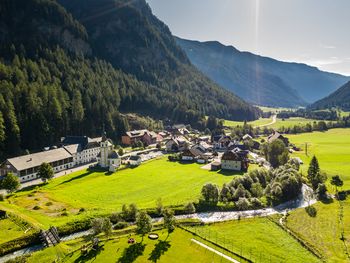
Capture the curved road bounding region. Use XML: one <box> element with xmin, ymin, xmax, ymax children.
<box><xmin>256</xmin><ymin>114</ymin><xmax>277</xmax><ymax>128</ymax></box>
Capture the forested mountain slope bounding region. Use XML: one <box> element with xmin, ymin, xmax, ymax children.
<box><xmin>0</xmin><ymin>0</ymin><xmax>260</xmax><ymax>158</ymax></box>
<box><xmin>310</xmin><ymin>81</ymin><xmax>350</xmax><ymax>110</ymax></box>
<box><xmin>176</xmin><ymin>38</ymin><xmax>350</xmax><ymax>107</ymax></box>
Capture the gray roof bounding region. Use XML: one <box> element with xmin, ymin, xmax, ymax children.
<box><xmin>7</xmin><ymin>148</ymin><xmax>72</xmax><ymax>171</ymax></box>
<box><xmin>63</xmin><ymin>144</ymin><xmax>81</xmax><ymax>155</ymax></box>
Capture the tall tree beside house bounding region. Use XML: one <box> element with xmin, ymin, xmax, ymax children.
<box><xmin>264</xmin><ymin>139</ymin><xmax>289</xmax><ymax>168</ymax></box>
<box><xmin>38</xmin><ymin>162</ymin><xmax>54</xmax><ymax>183</ymax></box>
<box><xmin>307</xmin><ymin>156</ymin><xmax>326</xmax><ymax>190</ymax></box>
<box><xmin>1</xmin><ymin>172</ymin><xmax>20</xmax><ymax>193</ymax></box>
<box><xmin>136</xmin><ymin>211</ymin><xmax>152</xmax><ymax>242</ymax></box>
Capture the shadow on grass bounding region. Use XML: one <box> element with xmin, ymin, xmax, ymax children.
<box><xmin>320</xmin><ymin>197</ymin><xmax>334</xmax><ymax>204</ymax></box>
<box><xmin>305</xmin><ymin>206</ymin><xmax>317</xmax><ymax>217</ymax></box>
<box><xmin>73</xmin><ymin>244</ymin><xmax>105</xmax><ymax>263</ymax></box>
<box><xmin>148</xmin><ymin>240</ymin><xmax>171</xmax><ymax>262</ymax></box>
<box><xmin>217</xmin><ymin>170</ymin><xmax>244</xmax><ymax>176</ymax></box>
<box><xmin>18</xmin><ymin>183</ymin><xmax>46</xmax><ymax>192</ymax></box>
<box><xmin>117</xmin><ymin>242</ymin><xmax>146</xmax><ymax>263</ymax></box>
<box><xmin>58</xmin><ymin>171</ymin><xmax>94</xmax><ymax>186</ymax></box>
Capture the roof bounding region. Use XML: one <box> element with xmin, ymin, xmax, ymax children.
<box><xmin>267</xmin><ymin>131</ymin><xmax>287</xmax><ymax>143</ymax></box>
<box><xmin>211</xmin><ymin>161</ymin><xmax>221</xmax><ymax>166</ymax></box>
<box><xmin>242</xmin><ymin>134</ymin><xmax>253</xmax><ymax>140</ymax></box>
<box><xmin>129</xmin><ymin>155</ymin><xmax>141</xmax><ymax>161</ymax></box>
<box><xmin>125</xmin><ymin>130</ymin><xmax>148</xmax><ymax>138</ymax></box>
<box><xmin>61</xmin><ymin>136</ymin><xmax>102</xmax><ymax>150</ymax></box>
<box><xmin>221</xmin><ymin>150</ymin><xmax>245</xmax><ymax>161</ymax></box>
<box><xmin>7</xmin><ymin>148</ymin><xmax>72</xmax><ymax>171</ymax></box>
<box><xmin>63</xmin><ymin>144</ymin><xmax>81</xmax><ymax>155</ymax></box>
<box><xmin>108</xmin><ymin>151</ymin><xmax>120</xmax><ymax>159</ymax></box>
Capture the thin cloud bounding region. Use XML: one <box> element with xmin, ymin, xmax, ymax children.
<box><xmin>320</xmin><ymin>44</ymin><xmax>336</xmax><ymax>49</ymax></box>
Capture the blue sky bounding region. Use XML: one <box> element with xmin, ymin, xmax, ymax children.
<box><xmin>146</xmin><ymin>0</ymin><xmax>350</xmax><ymax>76</ymax></box>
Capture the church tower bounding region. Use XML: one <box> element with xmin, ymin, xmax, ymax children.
<box><xmin>100</xmin><ymin>132</ymin><xmax>113</xmax><ymax>168</ymax></box>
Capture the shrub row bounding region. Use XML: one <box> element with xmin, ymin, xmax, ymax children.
<box><xmin>0</xmin><ymin>232</ymin><xmax>40</xmax><ymax>257</ymax></box>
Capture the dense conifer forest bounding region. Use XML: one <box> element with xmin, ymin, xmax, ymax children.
<box><xmin>0</xmin><ymin>0</ymin><xmax>260</xmax><ymax>158</ymax></box>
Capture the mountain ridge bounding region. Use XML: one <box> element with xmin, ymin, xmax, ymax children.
<box><xmin>176</xmin><ymin>37</ymin><xmax>350</xmax><ymax>107</ymax></box>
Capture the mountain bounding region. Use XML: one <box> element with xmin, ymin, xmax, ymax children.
<box><xmin>310</xmin><ymin>81</ymin><xmax>350</xmax><ymax>110</ymax></box>
<box><xmin>176</xmin><ymin>38</ymin><xmax>350</xmax><ymax>107</ymax></box>
<box><xmin>0</xmin><ymin>0</ymin><xmax>260</xmax><ymax>158</ymax></box>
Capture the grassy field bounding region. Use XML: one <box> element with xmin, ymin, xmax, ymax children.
<box><xmin>257</xmin><ymin>106</ymin><xmax>296</xmax><ymax>113</ymax></box>
<box><xmin>0</xmin><ymin>218</ymin><xmax>26</xmax><ymax>243</ymax></box>
<box><xmin>0</xmin><ymin>157</ymin><xmax>247</xmax><ymax>228</ymax></box>
<box><xmin>286</xmin><ymin>198</ymin><xmax>350</xmax><ymax>262</ymax></box>
<box><xmin>224</xmin><ymin>117</ymin><xmax>273</xmax><ymax>127</ymax></box>
<box><xmin>287</xmin><ymin>128</ymin><xmax>350</xmax><ymax>190</ymax></box>
<box><xmin>187</xmin><ymin>218</ymin><xmax>320</xmax><ymax>263</ymax></box>
<box><xmin>270</xmin><ymin>117</ymin><xmax>322</xmax><ymax>129</ymax></box>
<box><xmin>25</xmin><ymin>228</ymin><xmax>243</xmax><ymax>263</ymax></box>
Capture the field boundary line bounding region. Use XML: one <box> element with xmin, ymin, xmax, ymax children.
<box><xmin>191</xmin><ymin>238</ymin><xmax>240</xmax><ymax>263</ymax></box>
<box><xmin>179</xmin><ymin>225</ymin><xmax>252</xmax><ymax>263</ymax></box>
<box><xmin>267</xmin><ymin>216</ymin><xmax>325</xmax><ymax>261</ymax></box>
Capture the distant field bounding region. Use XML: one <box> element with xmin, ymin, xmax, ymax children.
<box><xmin>187</xmin><ymin>218</ymin><xmax>320</xmax><ymax>263</ymax></box>
<box><xmin>0</xmin><ymin>218</ymin><xmax>26</xmax><ymax>243</ymax></box>
<box><xmin>270</xmin><ymin>117</ymin><xmax>321</xmax><ymax>129</ymax></box>
<box><xmin>0</xmin><ymin>158</ymin><xmax>251</xmax><ymax>228</ymax></box>
<box><xmin>224</xmin><ymin>117</ymin><xmax>273</xmax><ymax>127</ymax></box>
<box><xmin>26</xmin><ymin>228</ymin><xmax>241</xmax><ymax>263</ymax></box>
<box><xmin>286</xmin><ymin>198</ymin><xmax>350</xmax><ymax>262</ymax></box>
<box><xmin>287</xmin><ymin>128</ymin><xmax>350</xmax><ymax>190</ymax></box>
<box><xmin>256</xmin><ymin>105</ymin><xmax>296</xmax><ymax>113</ymax></box>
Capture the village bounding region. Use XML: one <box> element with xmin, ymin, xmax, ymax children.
<box><xmin>0</xmin><ymin>123</ymin><xmax>298</xmax><ymax>184</ymax></box>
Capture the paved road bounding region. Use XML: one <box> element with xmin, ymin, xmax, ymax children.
<box><xmin>191</xmin><ymin>239</ymin><xmax>240</xmax><ymax>263</ymax></box>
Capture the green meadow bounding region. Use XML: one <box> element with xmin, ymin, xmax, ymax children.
<box><xmin>0</xmin><ymin>218</ymin><xmax>27</xmax><ymax>244</ymax></box>
<box><xmin>187</xmin><ymin>218</ymin><xmax>320</xmax><ymax>263</ymax></box>
<box><xmin>0</xmin><ymin>158</ymin><xmax>247</xmax><ymax>228</ymax></box>
<box><xmin>224</xmin><ymin>117</ymin><xmax>273</xmax><ymax>127</ymax></box>
<box><xmin>286</xmin><ymin>198</ymin><xmax>350</xmax><ymax>262</ymax></box>
<box><xmin>25</xmin><ymin>228</ymin><xmax>241</xmax><ymax>263</ymax></box>
<box><xmin>287</xmin><ymin>128</ymin><xmax>350</xmax><ymax>189</ymax></box>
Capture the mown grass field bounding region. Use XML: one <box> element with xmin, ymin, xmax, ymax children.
<box><xmin>187</xmin><ymin>218</ymin><xmax>320</xmax><ymax>263</ymax></box>
<box><xmin>25</xmin><ymin>228</ymin><xmax>242</xmax><ymax>263</ymax></box>
<box><xmin>224</xmin><ymin>117</ymin><xmax>273</xmax><ymax>127</ymax></box>
<box><xmin>270</xmin><ymin>117</ymin><xmax>323</xmax><ymax>129</ymax></box>
<box><xmin>286</xmin><ymin>198</ymin><xmax>350</xmax><ymax>262</ymax></box>
<box><xmin>0</xmin><ymin>218</ymin><xmax>26</xmax><ymax>243</ymax></box>
<box><xmin>287</xmin><ymin>128</ymin><xmax>350</xmax><ymax>190</ymax></box>
<box><xmin>0</xmin><ymin>158</ymin><xmax>247</xmax><ymax>228</ymax></box>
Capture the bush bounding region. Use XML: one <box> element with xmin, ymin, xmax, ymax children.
<box><xmin>45</xmin><ymin>202</ymin><xmax>53</xmax><ymax>206</ymax></box>
<box><xmin>57</xmin><ymin>220</ymin><xmax>91</xmax><ymax>236</ymax></box>
<box><xmin>114</xmin><ymin>221</ymin><xmax>128</xmax><ymax>230</ymax></box>
<box><xmin>0</xmin><ymin>194</ymin><xmax>4</xmax><ymax>201</ymax></box>
<box><xmin>61</xmin><ymin>211</ymin><xmax>69</xmax><ymax>216</ymax></box>
<box><xmin>33</xmin><ymin>206</ymin><xmax>41</xmax><ymax>210</ymax></box>
<box><xmin>305</xmin><ymin>206</ymin><xmax>317</xmax><ymax>217</ymax></box>
<box><xmin>79</xmin><ymin>208</ymin><xmax>86</xmax><ymax>213</ymax></box>
<box><xmin>184</xmin><ymin>202</ymin><xmax>196</xmax><ymax>214</ymax></box>
<box><xmin>110</xmin><ymin>212</ymin><xmax>122</xmax><ymax>224</ymax></box>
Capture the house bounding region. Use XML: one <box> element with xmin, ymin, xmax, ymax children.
<box><xmin>168</xmin><ymin>124</ymin><xmax>190</xmax><ymax>136</ymax></box>
<box><xmin>181</xmin><ymin>148</ymin><xmax>202</xmax><ymax>161</ymax></box>
<box><xmin>142</xmin><ymin>131</ymin><xmax>163</xmax><ymax>146</ymax></box>
<box><xmin>221</xmin><ymin>150</ymin><xmax>249</xmax><ymax>172</ymax></box>
<box><xmin>211</xmin><ymin>161</ymin><xmax>222</xmax><ymax>171</ymax></box>
<box><xmin>122</xmin><ymin>130</ymin><xmax>148</xmax><ymax>146</ymax></box>
<box><xmin>96</xmin><ymin>136</ymin><xmax>121</xmax><ymax>172</ymax></box>
<box><xmin>197</xmin><ymin>153</ymin><xmax>214</xmax><ymax>164</ymax></box>
<box><xmin>128</xmin><ymin>155</ymin><xmax>142</xmax><ymax>167</ymax></box>
<box><xmin>227</xmin><ymin>142</ymin><xmax>249</xmax><ymax>151</ymax></box>
<box><xmin>165</xmin><ymin>136</ymin><xmax>189</xmax><ymax>152</ymax></box>
<box><xmin>267</xmin><ymin>131</ymin><xmax>289</xmax><ymax>146</ymax></box>
<box><xmin>61</xmin><ymin>136</ymin><xmax>102</xmax><ymax>166</ymax></box>
<box><xmin>0</xmin><ymin>148</ymin><xmax>74</xmax><ymax>183</ymax></box>
<box><xmin>242</xmin><ymin>134</ymin><xmax>253</xmax><ymax>140</ymax></box>
<box><xmin>213</xmin><ymin>135</ymin><xmax>232</xmax><ymax>150</ymax></box>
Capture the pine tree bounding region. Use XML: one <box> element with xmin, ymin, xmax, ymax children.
<box><xmin>307</xmin><ymin>156</ymin><xmax>323</xmax><ymax>190</ymax></box>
